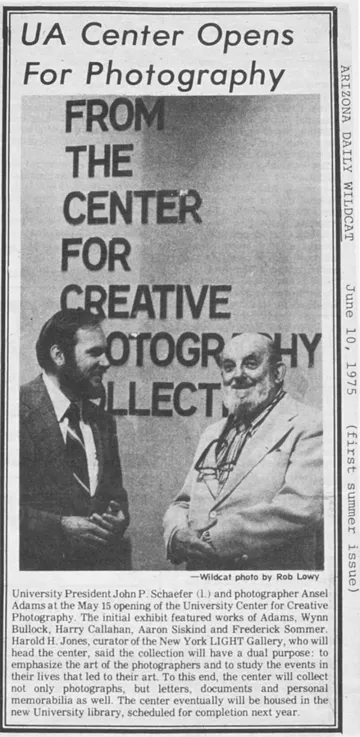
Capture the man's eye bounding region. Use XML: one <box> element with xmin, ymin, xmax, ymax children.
<box><xmin>245</xmin><ymin>361</ymin><xmax>257</xmax><ymax>369</ymax></box>
<box><xmin>223</xmin><ymin>364</ymin><xmax>235</xmax><ymax>372</ymax></box>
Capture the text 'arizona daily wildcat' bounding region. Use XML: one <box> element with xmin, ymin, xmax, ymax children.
<box><xmin>1</xmin><ymin>1</ymin><xmax>359</xmax><ymax>735</ymax></box>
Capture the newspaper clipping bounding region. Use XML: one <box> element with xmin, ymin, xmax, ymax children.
<box><xmin>1</xmin><ymin>0</ymin><xmax>358</xmax><ymax>734</ymax></box>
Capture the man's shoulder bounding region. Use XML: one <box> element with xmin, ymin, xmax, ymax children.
<box><xmin>282</xmin><ymin>393</ymin><xmax>322</xmax><ymax>432</ymax></box>
<box><xmin>20</xmin><ymin>376</ymin><xmax>47</xmax><ymax>412</ymax></box>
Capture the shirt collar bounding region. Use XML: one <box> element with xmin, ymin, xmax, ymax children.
<box><xmin>42</xmin><ymin>372</ymin><xmax>71</xmax><ymax>423</ymax></box>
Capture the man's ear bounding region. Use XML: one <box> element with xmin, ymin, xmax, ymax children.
<box><xmin>274</xmin><ymin>361</ymin><xmax>286</xmax><ymax>384</ymax></box>
<box><xmin>49</xmin><ymin>344</ymin><xmax>65</xmax><ymax>367</ymax></box>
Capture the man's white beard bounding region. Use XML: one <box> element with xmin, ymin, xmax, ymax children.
<box><xmin>222</xmin><ymin>376</ymin><xmax>275</xmax><ymax>421</ymax></box>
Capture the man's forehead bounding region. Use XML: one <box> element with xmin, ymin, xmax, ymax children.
<box><xmin>75</xmin><ymin>325</ymin><xmax>106</xmax><ymax>346</ymax></box>
<box><xmin>223</xmin><ymin>334</ymin><xmax>271</xmax><ymax>360</ymax></box>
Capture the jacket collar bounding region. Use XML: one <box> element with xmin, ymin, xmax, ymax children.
<box><xmin>25</xmin><ymin>375</ymin><xmax>104</xmax><ymax>498</ymax></box>
<box><xmin>42</xmin><ymin>372</ymin><xmax>70</xmax><ymax>422</ymax></box>
<box><xmin>204</xmin><ymin>393</ymin><xmax>300</xmax><ymax>506</ymax></box>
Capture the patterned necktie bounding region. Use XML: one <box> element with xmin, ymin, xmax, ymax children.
<box><xmin>216</xmin><ymin>423</ymin><xmax>249</xmax><ymax>490</ymax></box>
<box><xmin>65</xmin><ymin>402</ymin><xmax>90</xmax><ymax>494</ymax></box>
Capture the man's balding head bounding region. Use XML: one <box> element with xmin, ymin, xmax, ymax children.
<box><xmin>220</xmin><ymin>333</ymin><xmax>285</xmax><ymax>421</ymax></box>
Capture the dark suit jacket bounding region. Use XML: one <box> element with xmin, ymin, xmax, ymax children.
<box><xmin>20</xmin><ymin>375</ymin><xmax>130</xmax><ymax>570</ymax></box>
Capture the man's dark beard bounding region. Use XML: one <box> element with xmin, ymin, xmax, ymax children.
<box><xmin>58</xmin><ymin>358</ymin><xmax>104</xmax><ymax>400</ymax></box>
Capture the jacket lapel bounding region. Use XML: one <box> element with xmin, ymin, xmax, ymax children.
<box><xmin>203</xmin><ymin>475</ymin><xmax>221</xmax><ymax>500</ymax></box>
<box><xmin>213</xmin><ymin>395</ymin><xmax>299</xmax><ymax>507</ymax></box>
<box><xmin>196</xmin><ymin>420</ymin><xmax>227</xmax><ymax>500</ymax></box>
<box><xmin>86</xmin><ymin>405</ymin><xmax>104</xmax><ymax>493</ymax></box>
<box><xmin>28</xmin><ymin>378</ymin><xmax>69</xmax><ymax>478</ymax></box>
<box><xmin>26</xmin><ymin>377</ymin><xmax>90</xmax><ymax>504</ymax></box>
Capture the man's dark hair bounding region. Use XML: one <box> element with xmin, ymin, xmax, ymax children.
<box><xmin>260</xmin><ymin>334</ymin><xmax>282</xmax><ymax>368</ymax></box>
<box><xmin>36</xmin><ymin>309</ymin><xmax>102</xmax><ymax>372</ymax></box>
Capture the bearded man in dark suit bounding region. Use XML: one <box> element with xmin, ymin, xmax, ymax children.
<box><xmin>20</xmin><ymin>308</ymin><xmax>130</xmax><ymax>570</ymax></box>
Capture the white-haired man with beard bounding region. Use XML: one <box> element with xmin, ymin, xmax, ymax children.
<box><xmin>163</xmin><ymin>333</ymin><xmax>323</xmax><ymax>570</ymax></box>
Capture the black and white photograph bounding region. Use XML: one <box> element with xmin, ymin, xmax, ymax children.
<box><xmin>1</xmin><ymin>2</ymin><xmax>357</xmax><ymax>733</ymax></box>
<box><xmin>20</xmin><ymin>94</ymin><xmax>323</xmax><ymax>572</ymax></box>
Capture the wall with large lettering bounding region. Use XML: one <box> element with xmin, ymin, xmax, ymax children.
<box><xmin>21</xmin><ymin>94</ymin><xmax>321</xmax><ymax>569</ymax></box>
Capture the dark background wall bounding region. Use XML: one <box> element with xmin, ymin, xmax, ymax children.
<box><xmin>21</xmin><ymin>94</ymin><xmax>321</xmax><ymax>569</ymax></box>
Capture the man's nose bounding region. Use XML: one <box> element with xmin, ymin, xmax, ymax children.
<box><xmin>99</xmin><ymin>351</ymin><xmax>110</xmax><ymax>369</ymax></box>
<box><xmin>232</xmin><ymin>362</ymin><xmax>244</xmax><ymax>378</ymax></box>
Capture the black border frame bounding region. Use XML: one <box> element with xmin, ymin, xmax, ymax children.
<box><xmin>1</xmin><ymin>4</ymin><xmax>342</xmax><ymax>734</ymax></box>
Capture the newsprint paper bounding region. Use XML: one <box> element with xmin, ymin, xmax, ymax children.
<box><xmin>0</xmin><ymin>0</ymin><xmax>359</xmax><ymax>735</ymax></box>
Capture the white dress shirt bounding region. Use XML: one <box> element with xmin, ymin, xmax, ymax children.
<box><xmin>42</xmin><ymin>373</ymin><xmax>98</xmax><ymax>495</ymax></box>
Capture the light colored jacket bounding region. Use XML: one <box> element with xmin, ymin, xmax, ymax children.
<box><xmin>163</xmin><ymin>393</ymin><xmax>323</xmax><ymax>570</ymax></box>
